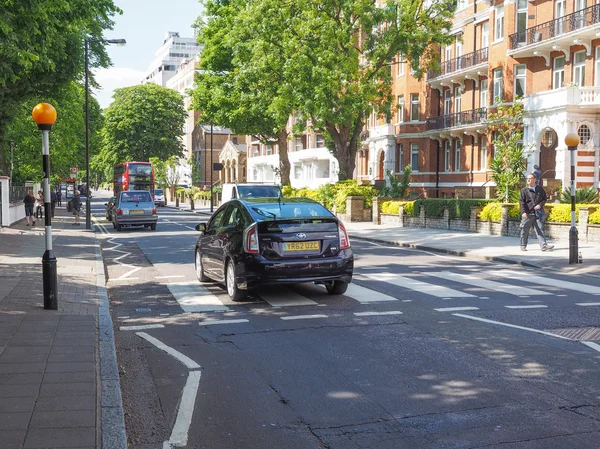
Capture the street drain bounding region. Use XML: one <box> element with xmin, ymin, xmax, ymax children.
<box><xmin>546</xmin><ymin>327</ymin><xmax>600</xmax><ymax>341</ymax></box>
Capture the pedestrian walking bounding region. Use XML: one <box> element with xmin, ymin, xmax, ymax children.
<box><xmin>35</xmin><ymin>190</ymin><xmax>44</xmax><ymax>219</ymax></box>
<box><xmin>519</xmin><ymin>173</ymin><xmax>554</xmax><ymax>252</ymax></box>
<box><xmin>56</xmin><ymin>189</ymin><xmax>62</xmax><ymax>207</ymax></box>
<box><xmin>50</xmin><ymin>190</ymin><xmax>57</xmax><ymax>218</ymax></box>
<box><xmin>532</xmin><ymin>165</ymin><xmax>542</xmax><ymax>186</ymax></box>
<box><xmin>71</xmin><ymin>190</ymin><xmax>82</xmax><ymax>226</ymax></box>
<box><xmin>23</xmin><ymin>190</ymin><xmax>36</xmax><ymax>226</ymax></box>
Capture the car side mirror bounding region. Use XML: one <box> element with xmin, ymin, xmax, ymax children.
<box><xmin>196</xmin><ymin>223</ymin><xmax>207</xmax><ymax>233</ymax></box>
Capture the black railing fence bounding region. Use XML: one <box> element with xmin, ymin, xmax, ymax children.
<box><xmin>426</xmin><ymin>108</ymin><xmax>488</xmax><ymax>131</ymax></box>
<box><xmin>428</xmin><ymin>47</ymin><xmax>489</xmax><ymax>79</ymax></box>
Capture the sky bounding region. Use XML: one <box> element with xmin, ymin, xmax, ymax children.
<box><xmin>95</xmin><ymin>0</ymin><xmax>204</xmax><ymax>109</ymax></box>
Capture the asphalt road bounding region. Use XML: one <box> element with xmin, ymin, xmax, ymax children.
<box><xmin>90</xmin><ymin>192</ymin><xmax>600</xmax><ymax>449</ymax></box>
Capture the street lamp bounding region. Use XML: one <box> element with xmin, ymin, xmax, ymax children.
<box><xmin>565</xmin><ymin>132</ymin><xmax>580</xmax><ymax>264</ymax></box>
<box><xmin>84</xmin><ymin>37</ymin><xmax>126</xmax><ymax>229</ymax></box>
<box><xmin>32</xmin><ymin>102</ymin><xmax>58</xmax><ymax>310</ymax></box>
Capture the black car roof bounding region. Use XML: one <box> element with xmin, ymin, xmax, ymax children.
<box><xmin>240</xmin><ymin>197</ymin><xmax>319</xmax><ymax>205</ymax></box>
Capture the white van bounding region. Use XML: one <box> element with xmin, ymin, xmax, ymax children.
<box><xmin>221</xmin><ymin>183</ymin><xmax>282</xmax><ymax>203</ymax></box>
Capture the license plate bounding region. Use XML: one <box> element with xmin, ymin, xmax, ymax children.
<box><xmin>130</xmin><ymin>210</ymin><xmax>144</xmax><ymax>215</ymax></box>
<box><xmin>283</xmin><ymin>241</ymin><xmax>320</xmax><ymax>252</ymax></box>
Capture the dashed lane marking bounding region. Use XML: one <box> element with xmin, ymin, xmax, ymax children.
<box><xmin>199</xmin><ymin>319</ymin><xmax>249</xmax><ymax>326</ymax></box>
<box><xmin>505</xmin><ymin>305</ymin><xmax>548</xmax><ymax>309</ymax></box>
<box><xmin>354</xmin><ymin>311</ymin><xmax>403</xmax><ymax>317</ymax></box>
<box><xmin>120</xmin><ymin>324</ymin><xmax>165</xmax><ymax>331</ymax></box>
<box><xmin>576</xmin><ymin>303</ymin><xmax>600</xmax><ymax>307</ymax></box>
<box><xmin>281</xmin><ymin>314</ymin><xmax>328</xmax><ymax>321</ymax></box>
<box><xmin>434</xmin><ymin>306</ymin><xmax>479</xmax><ymax>312</ymax></box>
<box><xmin>452</xmin><ymin>313</ymin><xmax>572</xmax><ymax>340</ymax></box>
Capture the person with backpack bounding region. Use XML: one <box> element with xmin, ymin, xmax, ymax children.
<box><xmin>23</xmin><ymin>190</ymin><xmax>36</xmax><ymax>226</ymax></box>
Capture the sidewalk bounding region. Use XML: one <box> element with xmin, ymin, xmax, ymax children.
<box><xmin>0</xmin><ymin>206</ymin><xmax>125</xmax><ymax>449</ymax></box>
<box><xmin>168</xmin><ymin>202</ymin><xmax>600</xmax><ymax>277</ymax></box>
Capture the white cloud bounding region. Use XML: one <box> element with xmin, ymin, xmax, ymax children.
<box><xmin>94</xmin><ymin>67</ymin><xmax>146</xmax><ymax>109</ymax></box>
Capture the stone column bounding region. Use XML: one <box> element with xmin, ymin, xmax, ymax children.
<box><xmin>578</xmin><ymin>207</ymin><xmax>590</xmax><ymax>242</ymax></box>
<box><xmin>372</xmin><ymin>197</ymin><xmax>380</xmax><ymax>224</ymax></box>
<box><xmin>470</xmin><ymin>206</ymin><xmax>479</xmax><ymax>233</ymax></box>
<box><xmin>501</xmin><ymin>204</ymin><xmax>510</xmax><ymax>236</ymax></box>
<box><xmin>419</xmin><ymin>205</ymin><xmax>426</xmax><ymax>228</ymax></box>
<box><xmin>346</xmin><ymin>196</ymin><xmax>365</xmax><ymax>222</ymax></box>
<box><xmin>443</xmin><ymin>207</ymin><xmax>450</xmax><ymax>229</ymax></box>
<box><xmin>398</xmin><ymin>204</ymin><xmax>405</xmax><ymax>228</ymax></box>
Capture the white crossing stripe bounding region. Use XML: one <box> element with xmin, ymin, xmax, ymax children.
<box><xmin>281</xmin><ymin>314</ymin><xmax>328</xmax><ymax>320</ymax></box>
<box><xmin>167</xmin><ymin>282</ymin><xmax>230</xmax><ymax>312</ymax></box>
<box><xmin>354</xmin><ymin>311</ymin><xmax>403</xmax><ymax>316</ymax></box>
<box><xmin>504</xmin><ymin>305</ymin><xmax>548</xmax><ymax>309</ymax></box>
<box><xmin>490</xmin><ymin>270</ymin><xmax>600</xmax><ymax>294</ymax></box>
<box><xmin>435</xmin><ymin>306</ymin><xmax>479</xmax><ymax>312</ymax></box>
<box><xmin>427</xmin><ymin>271</ymin><xmax>549</xmax><ymax>296</ymax></box>
<box><xmin>576</xmin><ymin>302</ymin><xmax>600</xmax><ymax>307</ymax></box>
<box><xmin>199</xmin><ymin>319</ymin><xmax>249</xmax><ymax>326</ymax></box>
<box><xmin>120</xmin><ymin>324</ymin><xmax>165</xmax><ymax>331</ymax></box>
<box><xmin>452</xmin><ymin>313</ymin><xmax>572</xmax><ymax>340</ymax></box>
<box><xmin>315</xmin><ymin>282</ymin><xmax>398</xmax><ymax>303</ymax></box>
<box><xmin>362</xmin><ymin>272</ymin><xmax>476</xmax><ymax>298</ymax></box>
<box><xmin>258</xmin><ymin>286</ymin><xmax>318</xmax><ymax>307</ymax></box>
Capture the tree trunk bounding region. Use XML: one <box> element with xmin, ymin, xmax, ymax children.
<box><xmin>276</xmin><ymin>129</ymin><xmax>291</xmax><ymax>186</ymax></box>
<box><xmin>326</xmin><ymin>116</ymin><xmax>363</xmax><ymax>181</ymax></box>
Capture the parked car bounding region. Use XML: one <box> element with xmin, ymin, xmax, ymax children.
<box><xmin>104</xmin><ymin>196</ymin><xmax>117</xmax><ymax>221</ymax></box>
<box><xmin>194</xmin><ymin>197</ymin><xmax>353</xmax><ymax>301</ymax></box>
<box><xmin>221</xmin><ymin>183</ymin><xmax>282</xmax><ymax>203</ymax></box>
<box><xmin>154</xmin><ymin>188</ymin><xmax>166</xmax><ymax>207</ymax></box>
<box><xmin>112</xmin><ymin>190</ymin><xmax>158</xmax><ymax>232</ymax></box>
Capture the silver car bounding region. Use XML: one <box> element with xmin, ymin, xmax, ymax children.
<box><xmin>113</xmin><ymin>190</ymin><xmax>158</xmax><ymax>231</ymax></box>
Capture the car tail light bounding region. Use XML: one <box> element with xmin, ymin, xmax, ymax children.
<box><xmin>152</xmin><ymin>208</ymin><xmax>157</xmax><ymax>214</ymax></box>
<box><xmin>339</xmin><ymin>223</ymin><xmax>350</xmax><ymax>249</ymax></box>
<box><xmin>117</xmin><ymin>209</ymin><xmax>122</xmax><ymax>216</ymax></box>
<box><xmin>244</xmin><ymin>224</ymin><xmax>259</xmax><ymax>254</ymax></box>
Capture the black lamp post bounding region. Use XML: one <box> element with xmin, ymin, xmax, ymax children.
<box><xmin>210</xmin><ymin>123</ymin><xmax>214</xmax><ymax>213</ymax></box>
<box><xmin>565</xmin><ymin>132</ymin><xmax>580</xmax><ymax>264</ymax></box>
<box><xmin>84</xmin><ymin>37</ymin><xmax>126</xmax><ymax>229</ymax></box>
<box><xmin>32</xmin><ymin>103</ymin><xmax>58</xmax><ymax>310</ymax></box>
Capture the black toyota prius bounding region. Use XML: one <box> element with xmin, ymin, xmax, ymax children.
<box><xmin>194</xmin><ymin>197</ymin><xmax>353</xmax><ymax>301</ymax></box>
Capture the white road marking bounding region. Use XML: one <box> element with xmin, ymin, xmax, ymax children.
<box><xmin>354</xmin><ymin>311</ymin><xmax>403</xmax><ymax>316</ymax></box>
<box><xmin>167</xmin><ymin>282</ymin><xmax>230</xmax><ymax>313</ymax></box>
<box><xmin>120</xmin><ymin>324</ymin><xmax>165</xmax><ymax>331</ymax></box>
<box><xmin>156</xmin><ymin>275</ymin><xmax>186</xmax><ymax>279</ymax></box>
<box><xmin>108</xmin><ymin>277</ymin><xmax>140</xmax><ymax>282</ymax></box>
<box><xmin>115</xmin><ymin>266</ymin><xmax>142</xmax><ymax>280</ymax></box>
<box><xmin>452</xmin><ymin>313</ymin><xmax>572</xmax><ymax>340</ymax></box>
<box><xmin>281</xmin><ymin>314</ymin><xmax>328</xmax><ymax>321</ymax></box>
<box><xmin>117</xmin><ymin>316</ymin><xmax>130</xmax><ymax>319</ymax></box>
<box><xmin>576</xmin><ymin>302</ymin><xmax>600</xmax><ymax>307</ymax></box>
<box><xmin>136</xmin><ymin>332</ymin><xmax>201</xmax><ymax>370</ymax></box>
<box><xmin>167</xmin><ymin>370</ymin><xmax>201</xmax><ymax>448</ymax></box>
<box><xmin>490</xmin><ymin>270</ymin><xmax>600</xmax><ymax>294</ymax></box>
<box><xmin>504</xmin><ymin>305</ymin><xmax>548</xmax><ymax>309</ymax></box>
<box><xmin>582</xmin><ymin>341</ymin><xmax>600</xmax><ymax>353</ymax></box>
<box><xmin>317</xmin><ymin>283</ymin><xmax>398</xmax><ymax>303</ymax></box>
<box><xmin>259</xmin><ymin>287</ymin><xmax>318</xmax><ymax>307</ymax></box>
<box><xmin>160</xmin><ymin>313</ymin><xmax>170</xmax><ymax>316</ymax></box>
<box><xmin>426</xmin><ymin>271</ymin><xmax>550</xmax><ymax>296</ymax></box>
<box><xmin>199</xmin><ymin>319</ymin><xmax>249</xmax><ymax>326</ymax></box>
<box><xmin>435</xmin><ymin>306</ymin><xmax>479</xmax><ymax>312</ymax></box>
<box><xmin>361</xmin><ymin>272</ymin><xmax>476</xmax><ymax>298</ymax></box>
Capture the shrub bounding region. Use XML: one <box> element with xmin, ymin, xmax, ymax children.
<box><xmin>411</xmin><ymin>198</ymin><xmax>495</xmax><ymax>220</ymax></box>
<box><xmin>589</xmin><ymin>208</ymin><xmax>600</xmax><ymax>225</ymax></box>
<box><xmin>281</xmin><ymin>180</ymin><xmax>378</xmax><ymax>214</ymax></box>
<box><xmin>479</xmin><ymin>203</ymin><xmax>523</xmax><ymax>221</ymax></box>
<box><xmin>559</xmin><ymin>186</ymin><xmax>599</xmax><ymax>204</ymax></box>
<box><xmin>380</xmin><ymin>200</ymin><xmax>415</xmax><ymax>215</ymax></box>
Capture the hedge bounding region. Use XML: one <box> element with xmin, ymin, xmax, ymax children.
<box><xmin>380</xmin><ymin>200</ymin><xmax>415</xmax><ymax>216</ymax></box>
<box><xmin>283</xmin><ymin>180</ymin><xmax>378</xmax><ymax>213</ymax></box>
<box><xmin>479</xmin><ymin>202</ymin><xmax>599</xmax><ymax>223</ymax></box>
<box><xmin>410</xmin><ymin>198</ymin><xmax>495</xmax><ymax>220</ymax></box>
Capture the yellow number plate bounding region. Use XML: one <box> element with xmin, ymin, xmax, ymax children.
<box><xmin>130</xmin><ymin>210</ymin><xmax>144</xmax><ymax>215</ymax></box>
<box><xmin>283</xmin><ymin>241</ymin><xmax>320</xmax><ymax>252</ymax></box>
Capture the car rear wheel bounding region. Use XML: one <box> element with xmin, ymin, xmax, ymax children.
<box><xmin>116</xmin><ymin>222</ymin><xmax>122</xmax><ymax>232</ymax></box>
<box><xmin>226</xmin><ymin>260</ymin><xmax>247</xmax><ymax>302</ymax></box>
<box><xmin>195</xmin><ymin>249</ymin><xmax>210</xmax><ymax>282</ymax></box>
<box><xmin>151</xmin><ymin>223</ymin><xmax>157</xmax><ymax>231</ymax></box>
<box><xmin>325</xmin><ymin>280</ymin><xmax>348</xmax><ymax>295</ymax></box>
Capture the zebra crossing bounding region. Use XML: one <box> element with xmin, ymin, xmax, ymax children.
<box><xmin>163</xmin><ymin>268</ymin><xmax>600</xmax><ymax>314</ymax></box>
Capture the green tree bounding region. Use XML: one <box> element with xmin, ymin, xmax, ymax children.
<box><xmin>0</xmin><ymin>0</ymin><xmax>121</xmax><ymax>176</ymax></box>
<box><xmin>98</xmin><ymin>84</ymin><xmax>187</xmax><ymax>174</ymax></box>
<box><xmin>150</xmin><ymin>155</ymin><xmax>181</xmax><ymax>201</ymax></box>
<box><xmin>192</xmin><ymin>0</ymin><xmax>295</xmax><ymax>185</ymax></box>
<box><xmin>381</xmin><ymin>165</ymin><xmax>412</xmax><ymax>199</ymax></box>
<box><xmin>489</xmin><ymin>100</ymin><xmax>531</xmax><ymax>202</ymax></box>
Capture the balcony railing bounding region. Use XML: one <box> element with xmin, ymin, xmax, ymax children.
<box><xmin>509</xmin><ymin>4</ymin><xmax>600</xmax><ymax>49</ymax></box>
<box><xmin>427</xmin><ymin>48</ymin><xmax>489</xmax><ymax>80</ymax></box>
<box><xmin>426</xmin><ymin>108</ymin><xmax>488</xmax><ymax>131</ymax></box>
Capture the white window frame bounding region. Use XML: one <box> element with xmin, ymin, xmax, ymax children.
<box><xmin>481</xmin><ymin>22</ymin><xmax>490</xmax><ymax>48</ymax></box>
<box><xmin>395</xmin><ymin>144</ymin><xmax>404</xmax><ymax>173</ymax></box>
<box><xmin>514</xmin><ymin>64</ymin><xmax>526</xmax><ymax>97</ymax></box>
<box><xmin>454</xmin><ymin>140</ymin><xmax>461</xmax><ymax>172</ymax></box>
<box><xmin>457</xmin><ymin>0</ymin><xmax>467</xmax><ymax>10</ymax></box>
<box><xmin>444</xmin><ymin>141</ymin><xmax>451</xmax><ymax>172</ymax></box>
<box><xmin>555</xmin><ymin>0</ymin><xmax>566</xmax><ymax>35</ymax></box>
<box><xmin>553</xmin><ymin>56</ymin><xmax>565</xmax><ymax>89</ymax></box>
<box><xmin>516</xmin><ymin>0</ymin><xmax>528</xmax><ymax>44</ymax></box>
<box><xmin>294</xmin><ymin>138</ymin><xmax>303</xmax><ymax>152</ymax></box>
<box><xmin>410</xmin><ymin>93</ymin><xmax>420</xmax><ymax>121</ymax></box>
<box><xmin>315</xmin><ymin>134</ymin><xmax>325</xmax><ymax>148</ymax></box>
<box><xmin>493</xmin><ymin>68</ymin><xmax>503</xmax><ymax>103</ymax></box>
<box><xmin>573</xmin><ymin>50</ymin><xmax>586</xmax><ymax>87</ymax></box>
<box><xmin>595</xmin><ymin>47</ymin><xmax>600</xmax><ymax>86</ymax></box>
<box><xmin>410</xmin><ymin>144</ymin><xmax>419</xmax><ymax>172</ymax></box>
<box><xmin>397</xmin><ymin>53</ymin><xmax>405</xmax><ymax>77</ymax></box>
<box><xmin>444</xmin><ymin>90</ymin><xmax>451</xmax><ymax>115</ymax></box>
<box><xmin>480</xmin><ymin>79</ymin><xmax>489</xmax><ymax>108</ymax></box>
<box><xmin>454</xmin><ymin>87</ymin><xmax>462</xmax><ymax>113</ymax></box>
<box><xmin>480</xmin><ymin>136</ymin><xmax>487</xmax><ymax>171</ymax></box>
<box><xmin>397</xmin><ymin>95</ymin><xmax>405</xmax><ymax>123</ymax></box>
<box><xmin>494</xmin><ymin>5</ymin><xmax>505</xmax><ymax>42</ymax></box>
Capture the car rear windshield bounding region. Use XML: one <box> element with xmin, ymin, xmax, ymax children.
<box><xmin>237</xmin><ymin>186</ymin><xmax>281</xmax><ymax>199</ymax></box>
<box><xmin>249</xmin><ymin>202</ymin><xmax>333</xmax><ymax>220</ymax></box>
<box><xmin>155</xmin><ymin>189</ymin><xmax>163</xmax><ymax>195</ymax></box>
<box><xmin>121</xmin><ymin>192</ymin><xmax>152</xmax><ymax>203</ymax></box>
<box><xmin>263</xmin><ymin>220</ymin><xmax>338</xmax><ymax>233</ymax></box>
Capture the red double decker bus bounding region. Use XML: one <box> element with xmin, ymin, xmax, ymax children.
<box><xmin>113</xmin><ymin>162</ymin><xmax>155</xmax><ymax>197</ymax></box>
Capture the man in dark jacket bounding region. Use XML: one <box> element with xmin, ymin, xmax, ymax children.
<box><xmin>519</xmin><ymin>173</ymin><xmax>553</xmax><ymax>251</ymax></box>
<box><xmin>23</xmin><ymin>190</ymin><xmax>36</xmax><ymax>226</ymax></box>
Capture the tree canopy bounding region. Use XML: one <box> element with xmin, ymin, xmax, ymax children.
<box><xmin>96</xmin><ymin>84</ymin><xmax>187</xmax><ymax>174</ymax></box>
<box><xmin>193</xmin><ymin>0</ymin><xmax>454</xmax><ymax>180</ymax></box>
<box><xmin>0</xmin><ymin>0</ymin><xmax>121</xmax><ymax>176</ymax></box>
